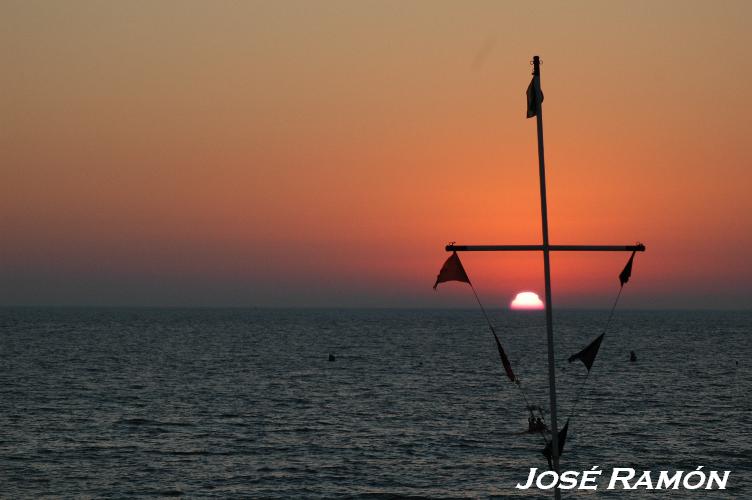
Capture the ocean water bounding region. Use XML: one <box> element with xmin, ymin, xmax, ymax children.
<box><xmin>0</xmin><ymin>308</ymin><xmax>750</xmax><ymax>498</ymax></box>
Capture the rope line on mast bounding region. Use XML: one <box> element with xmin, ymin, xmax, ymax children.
<box><xmin>467</xmin><ymin>284</ymin><xmax>549</xmax><ymax>445</ymax></box>
<box><xmin>566</xmin><ymin>275</ymin><xmax>627</xmax><ymax>424</ymax></box>
<box><xmin>437</xmin><ymin>249</ymin><xmax>640</xmax><ymax>460</ymax></box>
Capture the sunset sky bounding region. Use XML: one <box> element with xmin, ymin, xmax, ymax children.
<box><xmin>2</xmin><ymin>1</ymin><xmax>751</xmax><ymax>308</ymax></box>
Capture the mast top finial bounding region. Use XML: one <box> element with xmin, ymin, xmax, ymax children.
<box><xmin>532</xmin><ymin>56</ymin><xmax>541</xmax><ymax>76</ymax></box>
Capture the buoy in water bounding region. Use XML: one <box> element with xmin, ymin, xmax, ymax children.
<box><xmin>629</xmin><ymin>350</ymin><xmax>637</xmax><ymax>362</ymax></box>
<box><xmin>328</xmin><ymin>353</ymin><xmax>335</xmax><ymax>362</ymax></box>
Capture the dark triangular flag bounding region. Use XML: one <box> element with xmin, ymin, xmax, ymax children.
<box><xmin>619</xmin><ymin>251</ymin><xmax>636</xmax><ymax>286</ymax></box>
<box><xmin>526</xmin><ymin>77</ymin><xmax>544</xmax><ymax>118</ymax></box>
<box><xmin>542</xmin><ymin>419</ymin><xmax>569</xmax><ymax>465</ymax></box>
<box><xmin>568</xmin><ymin>333</ymin><xmax>604</xmax><ymax>372</ymax></box>
<box><xmin>433</xmin><ymin>251</ymin><xmax>471</xmax><ymax>289</ymax></box>
<box><xmin>492</xmin><ymin>331</ymin><xmax>516</xmax><ymax>382</ymax></box>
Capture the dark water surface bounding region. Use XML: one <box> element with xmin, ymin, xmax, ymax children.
<box><xmin>1</xmin><ymin>308</ymin><xmax>750</xmax><ymax>498</ymax></box>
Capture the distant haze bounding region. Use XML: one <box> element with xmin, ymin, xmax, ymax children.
<box><xmin>2</xmin><ymin>1</ymin><xmax>751</xmax><ymax>309</ymax></box>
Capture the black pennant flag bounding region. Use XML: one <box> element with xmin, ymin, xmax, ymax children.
<box><xmin>433</xmin><ymin>252</ymin><xmax>471</xmax><ymax>290</ymax></box>
<box><xmin>619</xmin><ymin>251</ymin><xmax>636</xmax><ymax>286</ymax></box>
<box><xmin>526</xmin><ymin>77</ymin><xmax>544</xmax><ymax>118</ymax></box>
<box><xmin>568</xmin><ymin>333</ymin><xmax>605</xmax><ymax>372</ymax></box>
<box><xmin>492</xmin><ymin>331</ymin><xmax>516</xmax><ymax>382</ymax></box>
<box><xmin>542</xmin><ymin>418</ymin><xmax>570</xmax><ymax>465</ymax></box>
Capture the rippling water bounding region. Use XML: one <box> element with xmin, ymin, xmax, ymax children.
<box><xmin>1</xmin><ymin>308</ymin><xmax>750</xmax><ymax>498</ymax></box>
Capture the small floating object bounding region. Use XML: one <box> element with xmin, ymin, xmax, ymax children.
<box><xmin>328</xmin><ymin>353</ymin><xmax>335</xmax><ymax>362</ymax></box>
<box><xmin>629</xmin><ymin>350</ymin><xmax>637</xmax><ymax>362</ymax></box>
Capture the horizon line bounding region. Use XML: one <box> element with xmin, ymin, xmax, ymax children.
<box><xmin>1</xmin><ymin>305</ymin><xmax>750</xmax><ymax>312</ymax></box>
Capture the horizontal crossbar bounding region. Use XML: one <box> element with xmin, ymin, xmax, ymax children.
<box><xmin>446</xmin><ymin>244</ymin><xmax>645</xmax><ymax>252</ymax></box>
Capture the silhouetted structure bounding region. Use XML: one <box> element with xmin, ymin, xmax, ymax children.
<box><xmin>438</xmin><ymin>56</ymin><xmax>646</xmax><ymax>499</ymax></box>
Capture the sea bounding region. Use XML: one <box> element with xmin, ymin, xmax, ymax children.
<box><xmin>0</xmin><ymin>308</ymin><xmax>750</xmax><ymax>498</ymax></box>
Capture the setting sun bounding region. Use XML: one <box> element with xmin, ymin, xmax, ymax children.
<box><xmin>510</xmin><ymin>291</ymin><xmax>544</xmax><ymax>310</ymax></box>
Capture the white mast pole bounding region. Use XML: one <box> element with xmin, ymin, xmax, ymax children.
<box><xmin>532</xmin><ymin>55</ymin><xmax>562</xmax><ymax>499</ymax></box>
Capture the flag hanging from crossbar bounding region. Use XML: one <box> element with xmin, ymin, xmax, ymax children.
<box><xmin>433</xmin><ymin>251</ymin><xmax>471</xmax><ymax>289</ymax></box>
<box><xmin>619</xmin><ymin>250</ymin><xmax>636</xmax><ymax>286</ymax></box>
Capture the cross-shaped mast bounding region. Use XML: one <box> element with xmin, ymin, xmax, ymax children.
<box><xmin>444</xmin><ymin>56</ymin><xmax>645</xmax><ymax>497</ymax></box>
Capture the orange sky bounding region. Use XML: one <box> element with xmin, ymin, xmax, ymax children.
<box><xmin>2</xmin><ymin>1</ymin><xmax>751</xmax><ymax>308</ymax></box>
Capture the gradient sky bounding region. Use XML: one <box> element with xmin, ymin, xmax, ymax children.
<box><xmin>2</xmin><ymin>1</ymin><xmax>751</xmax><ymax>308</ymax></box>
